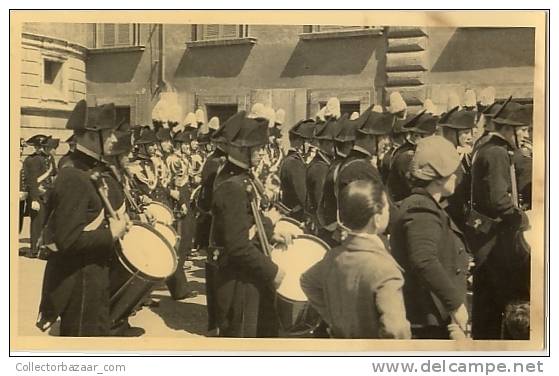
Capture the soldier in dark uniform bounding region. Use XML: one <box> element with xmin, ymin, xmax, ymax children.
<box><xmin>386</xmin><ymin>110</ymin><xmax>438</xmax><ymax>203</ymax></box>
<box><xmin>278</xmin><ymin>119</ymin><xmax>314</xmax><ymax>222</ymax></box>
<box><xmin>23</xmin><ymin>134</ymin><xmax>56</xmax><ymax>258</ymax></box>
<box><xmin>305</xmin><ymin>115</ymin><xmax>338</xmax><ymax>235</ymax></box>
<box><xmin>438</xmin><ymin>107</ymin><xmax>477</xmax><ymax>230</ymax></box>
<box><xmin>197</xmin><ymin>111</ymin><xmax>245</xmax><ymax>334</ymax></box>
<box><xmin>380</xmin><ymin>92</ymin><xmax>408</xmax><ymax>183</ymax></box>
<box><xmin>152</xmin><ymin>126</ymin><xmax>173</xmax><ymax>207</ymax></box>
<box><xmin>470</xmin><ymin>99</ymin><xmax>532</xmax><ymax>339</ymax></box>
<box><xmin>19</xmin><ymin>138</ymin><xmax>28</xmax><ymax>234</ymax></box>
<box><xmin>209</xmin><ymin>108</ymin><xmax>289</xmax><ymax>337</ymax></box>
<box><xmin>36</xmin><ymin>100</ymin><xmax>131</xmax><ymax>337</ymax></box>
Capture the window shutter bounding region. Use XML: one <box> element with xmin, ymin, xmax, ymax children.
<box><xmin>221</xmin><ymin>24</ymin><xmax>239</xmax><ymax>39</ymax></box>
<box><xmin>203</xmin><ymin>25</ymin><xmax>220</xmax><ymax>40</ymax></box>
<box><xmin>103</xmin><ymin>24</ymin><xmax>116</xmax><ymax>47</ymax></box>
<box><xmin>117</xmin><ymin>24</ymin><xmax>132</xmax><ymax>45</ymax></box>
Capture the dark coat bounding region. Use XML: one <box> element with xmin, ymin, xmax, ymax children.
<box><xmin>445</xmin><ymin>154</ymin><xmax>472</xmax><ymax>231</ymax></box>
<box><xmin>305</xmin><ymin>152</ymin><xmax>331</xmax><ymax>224</ymax></box>
<box><xmin>470</xmin><ymin>134</ymin><xmax>530</xmax><ymax>339</ymax></box>
<box><xmin>279</xmin><ymin>149</ymin><xmax>307</xmax><ymax>221</ymax></box>
<box><xmin>210</xmin><ymin>162</ymin><xmax>279</xmax><ymax>337</ymax></box>
<box><xmin>386</xmin><ymin>141</ymin><xmax>415</xmax><ymax>202</ymax></box>
<box><xmin>38</xmin><ymin>152</ymin><xmax>123</xmax><ymax>336</ymax></box>
<box><xmin>390</xmin><ymin>188</ymin><xmax>469</xmax><ymax>329</ymax></box>
<box><xmin>195</xmin><ymin>149</ymin><xmax>226</xmax><ymax>248</ymax></box>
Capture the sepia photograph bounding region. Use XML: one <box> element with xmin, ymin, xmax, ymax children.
<box><xmin>9</xmin><ymin>10</ymin><xmax>547</xmax><ymax>353</ymax></box>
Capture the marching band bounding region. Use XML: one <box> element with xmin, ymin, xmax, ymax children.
<box><xmin>19</xmin><ymin>87</ymin><xmax>533</xmax><ymax>340</ymax></box>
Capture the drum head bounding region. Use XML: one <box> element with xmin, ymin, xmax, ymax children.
<box><xmin>271</xmin><ymin>235</ymin><xmax>329</xmax><ymax>302</ymax></box>
<box><xmin>275</xmin><ymin>217</ymin><xmax>304</xmax><ymax>238</ymax></box>
<box><xmin>146</xmin><ymin>202</ymin><xmax>174</xmax><ymax>225</ymax></box>
<box><xmin>119</xmin><ymin>223</ymin><xmax>177</xmax><ymax>279</ymax></box>
<box><xmin>153</xmin><ymin>222</ymin><xmax>178</xmax><ymax>247</ymax></box>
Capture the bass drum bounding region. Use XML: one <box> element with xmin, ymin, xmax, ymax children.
<box><xmin>109</xmin><ymin>221</ymin><xmax>177</xmax><ymax>326</ymax></box>
<box><xmin>270</xmin><ymin>234</ymin><xmax>329</xmax><ymax>337</ymax></box>
<box><xmin>153</xmin><ymin>222</ymin><xmax>180</xmax><ymax>248</ymax></box>
<box><xmin>145</xmin><ymin>201</ymin><xmax>174</xmax><ymax>226</ymax></box>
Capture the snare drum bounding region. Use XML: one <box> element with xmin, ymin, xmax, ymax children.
<box><xmin>270</xmin><ymin>234</ymin><xmax>329</xmax><ymax>336</ymax></box>
<box><xmin>145</xmin><ymin>202</ymin><xmax>174</xmax><ymax>225</ymax></box>
<box><xmin>109</xmin><ymin>221</ymin><xmax>177</xmax><ymax>326</ymax></box>
<box><xmin>153</xmin><ymin>222</ymin><xmax>179</xmax><ymax>248</ymax></box>
<box><xmin>274</xmin><ymin>217</ymin><xmax>305</xmax><ymax>239</ymax></box>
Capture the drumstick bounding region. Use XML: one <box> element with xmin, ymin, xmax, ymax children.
<box><xmin>90</xmin><ymin>172</ymin><xmax>118</xmax><ymax>219</ymax></box>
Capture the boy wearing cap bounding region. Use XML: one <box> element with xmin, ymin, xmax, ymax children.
<box><xmin>390</xmin><ymin>136</ymin><xmax>470</xmax><ymax>339</ymax></box>
<box><xmin>470</xmin><ymin>99</ymin><xmax>532</xmax><ymax>339</ymax></box>
<box><xmin>37</xmin><ymin>100</ymin><xmax>131</xmax><ymax>336</ymax></box>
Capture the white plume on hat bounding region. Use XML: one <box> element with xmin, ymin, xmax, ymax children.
<box><xmin>275</xmin><ymin>109</ymin><xmax>286</xmax><ymax>125</ymax></box>
<box><xmin>372</xmin><ymin>105</ymin><xmax>383</xmax><ymax>113</ymax></box>
<box><xmin>480</xmin><ymin>86</ymin><xmax>496</xmax><ymax>106</ymax></box>
<box><xmin>350</xmin><ymin>111</ymin><xmax>360</xmax><ymax>120</ymax></box>
<box><xmin>423</xmin><ymin>99</ymin><xmax>436</xmax><ymax>114</ymax></box>
<box><xmin>208</xmin><ymin>116</ymin><xmax>220</xmax><ymax>130</ymax></box>
<box><xmin>447</xmin><ymin>91</ymin><xmax>462</xmax><ymax>111</ymax></box>
<box><xmin>263</xmin><ymin>106</ymin><xmax>276</xmax><ymax>128</ymax></box>
<box><xmin>248</xmin><ymin>103</ymin><xmax>267</xmax><ymax>119</ymax></box>
<box><xmin>389</xmin><ymin>91</ymin><xmax>407</xmax><ymax>114</ymax></box>
<box><xmin>195</xmin><ymin>108</ymin><xmax>206</xmax><ymax>124</ymax></box>
<box><xmin>464</xmin><ymin>89</ymin><xmax>477</xmax><ymax>108</ymax></box>
<box><xmin>315</xmin><ymin>106</ymin><xmax>326</xmax><ymax>122</ymax></box>
<box><xmin>183</xmin><ymin>112</ymin><xmax>198</xmax><ymax>128</ymax></box>
<box><xmin>325</xmin><ymin>97</ymin><xmax>341</xmax><ymax>119</ymax></box>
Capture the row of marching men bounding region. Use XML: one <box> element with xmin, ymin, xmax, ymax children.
<box><xmin>24</xmin><ymin>98</ymin><xmax>291</xmax><ymax>337</ymax></box>
<box><xmin>276</xmin><ymin>89</ymin><xmax>532</xmax><ymax>339</ymax></box>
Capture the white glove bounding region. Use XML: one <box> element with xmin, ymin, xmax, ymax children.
<box><xmin>264</xmin><ymin>207</ymin><xmax>281</xmax><ymax>225</ymax></box>
<box><xmin>31</xmin><ymin>200</ymin><xmax>40</xmax><ymax>211</ymax></box>
<box><xmin>450</xmin><ymin>303</ymin><xmax>469</xmax><ymax>332</ymax></box>
<box><xmin>272</xmin><ymin>228</ymin><xmax>295</xmax><ymax>247</ymax></box>
<box><xmin>141</xmin><ymin>195</ymin><xmax>152</xmax><ymax>204</ymax></box>
<box><xmin>170</xmin><ymin>189</ymin><xmax>180</xmax><ymax>201</ymax></box>
<box><xmin>109</xmin><ymin>216</ymin><xmax>128</xmax><ymax>240</ymax></box>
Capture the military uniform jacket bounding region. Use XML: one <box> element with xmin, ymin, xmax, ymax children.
<box><xmin>210</xmin><ymin>162</ymin><xmax>278</xmax><ymax>336</ymax></box>
<box><xmin>279</xmin><ymin>149</ymin><xmax>307</xmax><ymax>220</ymax></box>
<box><xmin>390</xmin><ymin>188</ymin><xmax>469</xmax><ymax>327</ymax></box>
<box><xmin>316</xmin><ymin>158</ymin><xmax>344</xmax><ymax>230</ymax></box>
<box><xmin>446</xmin><ymin>152</ymin><xmax>472</xmax><ymax>230</ymax></box>
<box><xmin>129</xmin><ymin>155</ymin><xmax>158</xmax><ymax>196</ymax></box>
<box><xmin>39</xmin><ymin>152</ymin><xmax>124</xmax><ymax>336</ymax></box>
<box><xmin>23</xmin><ymin>152</ymin><xmax>55</xmax><ymax>202</ymax></box>
<box><xmin>305</xmin><ymin>152</ymin><xmax>331</xmax><ymax>221</ymax></box>
<box><xmin>386</xmin><ymin>141</ymin><xmax>415</xmax><ymax>203</ymax></box>
<box><xmin>471</xmin><ymin>135</ymin><xmax>517</xmax><ymax>220</ymax></box>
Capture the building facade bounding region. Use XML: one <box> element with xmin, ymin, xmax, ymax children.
<box><xmin>20</xmin><ymin>23</ymin><xmax>536</xmax><ymax>152</ymax></box>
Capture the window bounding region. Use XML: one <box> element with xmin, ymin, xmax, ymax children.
<box><xmin>95</xmin><ymin>24</ymin><xmax>139</xmax><ymax>48</ymax></box>
<box><xmin>319</xmin><ymin>100</ymin><xmax>361</xmax><ymax>117</ymax></box>
<box><xmin>43</xmin><ymin>60</ymin><xmax>63</xmax><ymax>86</ymax></box>
<box><xmin>115</xmin><ymin>106</ymin><xmax>131</xmax><ymax>127</ymax></box>
<box><xmin>206</xmin><ymin>104</ymin><xmax>238</xmax><ymax>125</ymax></box>
<box><xmin>192</xmin><ymin>25</ymin><xmax>248</xmax><ymax>41</ymax></box>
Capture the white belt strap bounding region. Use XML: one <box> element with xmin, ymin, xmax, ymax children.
<box><xmin>37</xmin><ymin>164</ymin><xmax>53</xmax><ymax>184</ymax></box>
<box><xmin>83</xmin><ymin>209</ymin><xmax>105</xmax><ymax>232</ymax></box>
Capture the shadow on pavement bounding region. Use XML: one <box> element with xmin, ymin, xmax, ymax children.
<box><xmin>148</xmin><ymin>296</ymin><xmax>208</xmax><ymax>336</ymax></box>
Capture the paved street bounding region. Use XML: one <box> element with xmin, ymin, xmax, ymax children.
<box><xmin>16</xmin><ymin>217</ymin><xmax>208</xmax><ymax>338</ymax></box>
